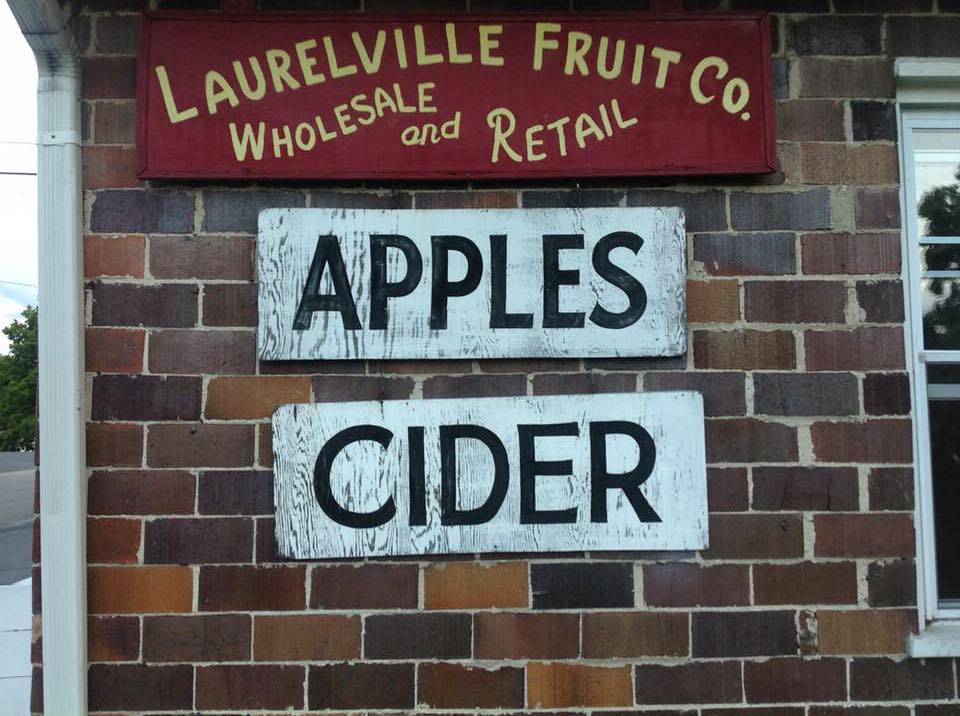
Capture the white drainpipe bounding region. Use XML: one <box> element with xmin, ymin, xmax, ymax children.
<box><xmin>6</xmin><ymin>0</ymin><xmax>86</xmax><ymax>712</ymax></box>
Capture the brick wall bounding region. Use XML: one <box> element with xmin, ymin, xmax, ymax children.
<box><xmin>31</xmin><ymin>0</ymin><xmax>960</xmax><ymax>712</ymax></box>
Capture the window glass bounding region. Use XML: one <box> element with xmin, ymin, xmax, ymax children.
<box><xmin>914</xmin><ymin>129</ymin><xmax>960</xmax><ymax>238</ymax></box>
<box><xmin>928</xmin><ymin>399</ymin><xmax>960</xmax><ymax>602</ymax></box>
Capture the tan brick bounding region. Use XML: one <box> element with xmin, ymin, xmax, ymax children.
<box><xmin>582</xmin><ymin>612</ymin><xmax>688</xmax><ymax>658</ymax></box>
<box><xmin>205</xmin><ymin>376</ymin><xmax>311</xmax><ymax>420</ymax></box>
<box><xmin>87</xmin><ymin>517</ymin><xmax>140</xmax><ymax>564</ymax></box>
<box><xmin>687</xmin><ymin>280</ymin><xmax>740</xmax><ymax>323</ymax></box>
<box><xmin>527</xmin><ymin>663</ymin><xmax>632</xmax><ymax>708</ymax></box>
<box><xmin>474</xmin><ymin>613</ymin><xmax>579</xmax><ymax>659</ymax></box>
<box><xmin>254</xmin><ymin>615</ymin><xmax>360</xmax><ymax>660</ymax></box>
<box><xmin>424</xmin><ymin>561</ymin><xmax>528</xmax><ymax>609</ymax></box>
<box><xmin>88</xmin><ymin>566</ymin><xmax>192</xmax><ymax>614</ymax></box>
<box><xmin>801</xmin><ymin>143</ymin><xmax>899</xmax><ymax>185</ymax></box>
<box><xmin>84</xmin><ymin>234</ymin><xmax>144</xmax><ymax>278</ymax></box>
<box><xmin>86</xmin><ymin>423</ymin><xmax>142</xmax><ymax>467</ymax></box>
<box><xmin>694</xmin><ymin>331</ymin><xmax>796</xmax><ymax>369</ymax></box>
<box><xmin>817</xmin><ymin>609</ymin><xmax>916</xmax><ymax>655</ymax></box>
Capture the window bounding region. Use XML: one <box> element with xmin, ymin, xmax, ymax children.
<box><xmin>899</xmin><ymin>60</ymin><xmax>960</xmax><ymax>653</ymax></box>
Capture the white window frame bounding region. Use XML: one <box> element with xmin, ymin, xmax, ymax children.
<box><xmin>897</xmin><ymin>59</ymin><xmax>960</xmax><ymax>656</ymax></box>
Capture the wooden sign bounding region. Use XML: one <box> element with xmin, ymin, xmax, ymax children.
<box><xmin>258</xmin><ymin>207</ymin><xmax>686</xmax><ymax>360</ymax></box>
<box><xmin>272</xmin><ymin>392</ymin><xmax>707</xmax><ymax>559</ymax></box>
<box><xmin>137</xmin><ymin>12</ymin><xmax>776</xmax><ymax>179</ymax></box>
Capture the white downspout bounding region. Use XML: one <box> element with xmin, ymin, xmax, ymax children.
<box><xmin>6</xmin><ymin>0</ymin><xmax>86</xmax><ymax>712</ymax></box>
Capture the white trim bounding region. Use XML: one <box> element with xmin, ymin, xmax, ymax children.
<box><xmin>6</xmin><ymin>0</ymin><xmax>87</xmax><ymax>711</ymax></box>
<box><xmin>908</xmin><ymin>622</ymin><xmax>960</xmax><ymax>657</ymax></box>
<box><xmin>897</xmin><ymin>59</ymin><xmax>960</xmax><ymax>105</ymax></box>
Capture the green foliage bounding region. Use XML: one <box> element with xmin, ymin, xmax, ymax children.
<box><xmin>0</xmin><ymin>306</ymin><xmax>38</xmax><ymax>451</ymax></box>
<box><xmin>920</xmin><ymin>169</ymin><xmax>960</xmax><ymax>349</ymax></box>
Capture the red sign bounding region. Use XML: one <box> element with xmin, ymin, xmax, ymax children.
<box><xmin>137</xmin><ymin>12</ymin><xmax>775</xmax><ymax>180</ymax></box>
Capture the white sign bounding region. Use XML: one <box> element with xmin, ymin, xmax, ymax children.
<box><xmin>272</xmin><ymin>392</ymin><xmax>707</xmax><ymax>559</ymax></box>
<box><xmin>258</xmin><ymin>207</ymin><xmax>685</xmax><ymax>360</ymax></box>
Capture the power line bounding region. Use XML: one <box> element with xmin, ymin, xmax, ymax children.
<box><xmin>0</xmin><ymin>280</ymin><xmax>37</xmax><ymax>288</ymax></box>
<box><xmin>0</xmin><ymin>171</ymin><xmax>36</xmax><ymax>176</ymax></box>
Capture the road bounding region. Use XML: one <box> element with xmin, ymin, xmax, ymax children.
<box><xmin>0</xmin><ymin>452</ymin><xmax>34</xmax><ymax>585</ymax></box>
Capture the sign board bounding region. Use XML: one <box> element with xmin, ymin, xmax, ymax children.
<box><xmin>258</xmin><ymin>207</ymin><xmax>686</xmax><ymax>360</ymax></box>
<box><xmin>138</xmin><ymin>12</ymin><xmax>776</xmax><ymax>179</ymax></box>
<box><xmin>272</xmin><ymin>392</ymin><xmax>707</xmax><ymax>559</ymax></box>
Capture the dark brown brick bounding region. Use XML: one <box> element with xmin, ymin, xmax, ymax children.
<box><xmin>644</xmin><ymin>372</ymin><xmax>745</xmax><ymax>417</ymax></box>
<box><xmin>144</xmin><ymin>517</ymin><xmax>253</xmax><ymax>564</ymax></box>
<box><xmin>311</xmin><ymin>189</ymin><xmax>412</xmax><ymax>208</ymax></box>
<box><xmin>694</xmin><ymin>331</ymin><xmax>796</xmax><ymax>370</ymax></box>
<box><xmin>203</xmin><ymin>283</ymin><xmax>257</xmax><ymax>326</ymax></box>
<box><xmin>811</xmin><ymin>420</ymin><xmax>912</xmax><ymax>463</ymax></box>
<box><xmin>850</xmin><ymin>657</ymin><xmax>955</xmax><ymax>700</ymax></box>
<box><xmin>745</xmin><ymin>658</ymin><xmax>847</xmax><ymax>703</ymax></box>
<box><xmin>199</xmin><ymin>565</ymin><xmax>306</xmax><ymax>611</ymax></box>
<box><xmin>199</xmin><ymin>470</ymin><xmax>273</xmax><ymax>515</ymax></box>
<box><xmin>708</xmin><ymin>467</ymin><xmax>749</xmax><ymax>511</ymax></box>
<box><xmin>309</xmin><ymin>663</ymin><xmax>414</xmax><ymax>709</ymax></box>
<box><xmin>776</xmin><ymin>100</ymin><xmax>845</xmax><ymax>141</ymax></box>
<box><xmin>754</xmin><ymin>562</ymin><xmax>859</xmax><ymax>605</ymax></box>
<box><xmin>147</xmin><ymin>424</ymin><xmax>254</xmax><ymax>468</ymax></box>
<box><xmin>312</xmin><ymin>374</ymin><xmax>414</xmax><ymax>402</ymax></box>
<box><xmin>419</xmin><ymin>663</ymin><xmax>524</xmax><ymax>708</ymax></box>
<box><xmin>789</xmin><ymin>16</ymin><xmax>882</xmax><ymax>55</ymax></box>
<box><xmin>197</xmin><ymin>665</ymin><xmax>304</xmax><ymax>710</ymax></box>
<box><xmin>88</xmin><ymin>616</ymin><xmax>139</xmax><ymax>662</ymax></box>
<box><xmin>802</xmin><ymin>233</ymin><xmax>901</xmax><ymax>275</ymax></box>
<box><xmin>626</xmin><ymin>189</ymin><xmax>727</xmax><ymax>232</ymax></box>
<box><xmin>90</xmin><ymin>190</ymin><xmax>193</xmax><ymax>234</ymax></box>
<box><xmin>474</xmin><ymin>612</ymin><xmax>579</xmax><ymax>659</ymax></box>
<box><xmin>143</xmin><ymin>614</ymin><xmax>251</xmax><ymax>662</ymax></box>
<box><xmin>644</xmin><ymin>563</ymin><xmax>749</xmax><ymax>607</ymax></box>
<box><xmin>87</xmin><ymin>517</ymin><xmax>140</xmax><ymax>564</ymax></box>
<box><xmin>92</xmin><ymin>100</ymin><xmax>136</xmax><ymax>144</ymax></box>
<box><xmin>693</xmin><ymin>611</ymin><xmax>797</xmax><ymax>657</ymax></box>
<box><xmin>634</xmin><ymin>662</ymin><xmax>742</xmax><ymax>705</ymax></box>
<box><xmin>815</xmin><ymin>514</ymin><xmax>915</xmax><ymax>558</ymax></box>
<box><xmin>852</xmin><ymin>101</ymin><xmax>897</xmax><ymax>142</ymax></box>
<box><xmin>95</xmin><ymin>14</ymin><xmax>138</xmax><ymax>54</ymax></box>
<box><xmin>706</xmin><ymin>514</ymin><xmax>804</xmax><ymax>559</ymax></box>
<box><xmin>754</xmin><ymin>374</ymin><xmax>859</xmax><ymax>417</ymax></box>
<box><xmin>91</xmin><ymin>375</ymin><xmax>201</xmax><ymax>421</ymax></box>
<box><xmin>86</xmin><ymin>327</ymin><xmax>144</xmax><ymax>373</ymax></box>
<box><xmin>745</xmin><ymin>281</ymin><xmax>847</xmax><ymax>323</ymax></box>
<box><xmin>254</xmin><ymin>614</ymin><xmax>360</xmax><ymax>660</ymax></box>
<box><xmin>805</xmin><ymin>328</ymin><xmax>905</xmax><ymax>371</ymax></box>
<box><xmin>88</xmin><ymin>470</ymin><xmax>195</xmax><ymax>515</ymax></box>
<box><xmin>91</xmin><ymin>283</ymin><xmax>197</xmax><ymax>328</ymax></box>
<box><xmin>889</xmin><ymin>16</ymin><xmax>960</xmax><ymax>57</ymax></box>
<box><xmin>863</xmin><ymin>373</ymin><xmax>910</xmax><ymax>415</ymax></box>
<box><xmin>867</xmin><ymin>559</ymin><xmax>917</xmax><ymax>607</ymax></box>
<box><xmin>522</xmin><ymin>188</ymin><xmax>623</xmax><ymax>207</ymax></box>
<box><xmin>423</xmin><ymin>374</ymin><xmax>526</xmax><ymax>398</ymax></box>
<box><xmin>86</xmin><ymin>422</ymin><xmax>142</xmax><ymax>467</ymax></box>
<box><xmin>799</xmin><ymin>58</ymin><xmax>894</xmax><ymax>98</ymax></box>
<box><xmin>83</xmin><ymin>145</ymin><xmax>140</xmax><ymax>189</ymax></box>
<box><xmin>856</xmin><ymin>189</ymin><xmax>901</xmax><ymax>230</ymax></box>
<box><xmin>706</xmin><ymin>419</ymin><xmax>798</xmax><ymax>463</ymax></box>
<box><xmin>731</xmin><ymin>190</ymin><xmax>831</xmax><ymax>231</ymax></box>
<box><xmin>415</xmin><ymin>190</ymin><xmax>518</xmax><ymax>209</ymax></box>
<box><xmin>811</xmin><ymin>707</ymin><xmax>910</xmax><ymax>716</ymax></box>
<box><xmin>533</xmin><ymin>372</ymin><xmax>635</xmax><ymax>395</ymax></box>
<box><xmin>203</xmin><ymin>190</ymin><xmax>306</xmax><ymax>233</ymax></box>
<box><xmin>693</xmin><ymin>233</ymin><xmax>796</xmax><ymax>275</ymax></box>
<box><xmin>583</xmin><ymin>612</ymin><xmax>688</xmax><ymax>657</ymax></box>
<box><xmin>364</xmin><ymin>613</ymin><xmax>471</xmax><ymax>659</ymax></box>
<box><xmin>753</xmin><ymin>467</ymin><xmax>859</xmax><ymax>511</ymax></box>
<box><xmin>531</xmin><ymin>562</ymin><xmax>633</xmax><ymax>609</ymax></box>
<box><xmin>88</xmin><ymin>664</ymin><xmax>193</xmax><ymax>711</ymax></box>
<box><xmin>148</xmin><ymin>329</ymin><xmax>256</xmax><ymax>374</ymax></box>
<box><xmin>835</xmin><ymin>0</ymin><xmax>930</xmax><ymax>9</ymax></box>
<box><xmin>310</xmin><ymin>563</ymin><xmax>418</xmax><ymax>609</ymax></box>
<box><xmin>857</xmin><ymin>281</ymin><xmax>905</xmax><ymax>323</ymax></box>
<box><xmin>82</xmin><ymin>57</ymin><xmax>138</xmax><ymax>99</ymax></box>
<box><xmin>869</xmin><ymin>467</ymin><xmax>914</xmax><ymax>511</ymax></box>
<box><xmin>150</xmin><ymin>235</ymin><xmax>253</xmax><ymax>280</ymax></box>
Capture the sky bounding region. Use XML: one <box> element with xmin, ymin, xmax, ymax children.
<box><xmin>0</xmin><ymin>1</ymin><xmax>38</xmax><ymax>355</ymax></box>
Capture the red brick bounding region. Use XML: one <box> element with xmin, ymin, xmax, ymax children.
<box><xmin>85</xmin><ymin>327</ymin><xmax>144</xmax><ymax>373</ymax></box>
<box><xmin>86</xmin><ymin>423</ymin><xmax>142</xmax><ymax>467</ymax></box>
<box><xmin>687</xmin><ymin>280</ymin><xmax>740</xmax><ymax>323</ymax></box>
<box><xmin>801</xmin><ymin>143</ymin><xmax>899</xmax><ymax>185</ymax></box>
<box><xmin>88</xmin><ymin>664</ymin><xmax>192</xmax><ymax>711</ymax></box>
<box><xmin>857</xmin><ymin>189</ymin><xmax>901</xmax><ymax>229</ymax></box>
<box><xmin>706</xmin><ymin>514</ymin><xmax>804</xmax><ymax>559</ymax></box>
<box><xmin>582</xmin><ymin>612</ymin><xmax>688</xmax><ymax>657</ymax></box>
<box><xmin>694</xmin><ymin>331</ymin><xmax>796</xmax><ymax>369</ymax></box>
<box><xmin>815</xmin><ymin>514</ymin><xmax>915</xmax><ymax>558</ymax></box>
<box><xmin>88</xmin><ymin>566</ymin><xmax>192</xmax><ymax>614</ymax></box>
<box><xmin>83</xmin><ymin>145</ymin><xmax>141</xmax><ymax>189</ymax></box>
<box><xmin>144</xmin><ymin>517</ymin><xmax>253</xmax><ymax>564</ymax></box>
<box><xmin>811</xmin><ymin>420</ymin><xmax>912</xmax><ymax>463</ymax></box>
<box><xmin>88</xmin><ymin>616</ymin><xmax>139</xmax><ymax>662</ymax></box>
<box><xmin>745</xmin><ymin>658</ymin><xmax>847</xmax><ymax>703</ymax></box>
<box><xmin>805</xmin><ymin>327</ymin><xmax>905</xmax><ymax>371</ymax></box>
<box><xmin>745</xmin><ymin>281</ymin><xmax>847</xmax><ymax>323</ymax></box>
<box><xmin>474</xmin><ymin>612</ymin><xmax>579</xmax><ymax>659</ymax></box>
<box><xmin>92</xmin><ymin>99</ymin><xmax>136</xmax><ymax>143</ymax></box>
<box><xmin>196</xmin><ymin>665</ymin><xmax>304</xmax><ymax>710</ymax></box>
<box><xmin>254</xmin><ymin>614</ymin><xmax>360</xmax><ymax>660</ymax></box>
<box><xmin>84</xmin><ymin>234</ymin><xmax>144</xmax><ymax>278</ymax></box>
<box><xmin>88</xmin><ymin>470</ymin><xmax>195</xmax><ymax>515</ymax></box>
<box><xmin>706</xmin><ymin>419</ymin><xmax>798</xmax><ymax>463</ymax></box>
<box><xmin>754</xmin><ymin>562</ymin><xmax>859</xmax><ymax>605</ymax></box>
<box><xmin>148</xmin><ymin>329</ymin><xmax>256</xmax><ymax>374</ymax></box>
<box><xmin>752</xmin><ymin>466</ymin><xmax>859</xmax><ymax>510</ymax></box>
<box><xmin>206</xmin><ymin>376</ymin><xmax>311</xmax><ymax>419</ymax></box>
<box><xmin>143</xmin><ymin>614</ymin><xmax>251</xmax><ymax>662</ymax></box>
<box><xmin>199</xmin><ymin>565</ymin><xmax>306</xmax><ymax>611</ymax></box>
<box><xmin>81</xmin><ymin>57</ymin><xmax>137</xmax><ymax>99</ymax></box>
<box><xmin>310</xmin><ymin>563</ymin><xmax>418</xmax><ymax>609</ymax></box>
<box><xmin>419</xmin><ymin>662</ymin><xmax>524</xmax><ymax>708</ymax></box>
<box><xmin>149</xmin><ymin>235</ymin><xmax>253</xmax><ymax>280</ymax></box>
<box><xmin>87</xmin><ymin>517</ymin><xmax>140</xmax><ymax>564</ymax></box>
<box><xmin>643</xmin><ymin>563</ymin><xmax>750</xmax><ymax>607</ymax></box>
<box><xmin>147</xmin><ymin>423</ymin><xmax>254</xmax><ymax>468</ymax></box>
<box><xmin>91</xmin><ymin>375</ymin><xmax>201</xmax><ymax>421</ymax></box>
<box><xmin>91</xmin><ymin>283</ymin><xmax>198</xmax><ymax>328</ymax></box>
<box><xmin>527</xmin><ymin>662</ymin><xmax>632</xmax><ymax>708</ymax></box>
<box><xmin>798</xmin><ymin>57</ymin><xmax>894</xmax><ymax>98</ymax></box>
<box><xmin>202</xmin><ymin>283</ymin><xmax>257</xmax><ymax>326</ymax></box>
<box><xmin>817</xmin><ymin>610</ymin><xmax>916</xmax><ymax>655</ymax></box>
<box><xmin>801</xmin><ymin>232</ymin><xmax>901</xmax><ymax>275</ymax></box>
<box><xmin>708</xmin><ymin>467</ymin><xmax>749</xmax><ymax>510</ymax></box>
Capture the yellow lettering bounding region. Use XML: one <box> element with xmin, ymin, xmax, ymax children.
<box><xmin>574</xmin><ymin>112</ymin><xmax>605</xmax><ymax>149</ymax></box>
<box><xmin>479</xmin><ymin>25</ymin><xmax>504</xmax><ymax>66</ymax></box>
<box><xmin>314</xmin><ymin>116</ymin><xmax>338</xmax><ymax>142</ymax></box>
<box><xmin>442</xmin><ymin>112</ymin><xmax>461</xmax><ymax>138</ymax></box>
<box><xmin>373</xmin><ymin>85</ymin><xmax>398</xmax><ymax>116</ymax></box>
<box><xmin>295</xmin><ymin>122</ymin><xmax>317</xmax><ymax>151</ymax></box>
<box><xmin>232</xmin><ymin>57</ymin><xmax>267</xmax><ymax>101</ymax></box>
<box><xmin>525</xmin><ymin>123</ymin><xmax>546</xmax><ymax>161</ymax></box>
<box><xmin>265</xmin><ymin>49</ymin><xmax>301</xmax><ymax>92</ymax></box>
<box><xmin>597</xmin><ymin>36</ymin><xmax>625</xmax><ymax>80</ymax></box>
<box><xmin>533</xmin><ymin>22</ymin><xmax>561</xmax><ymax>71</ymax></box>
<box><xmin>598</xmin><ymin>103</ymin><xmax>613</xmax><ymax>137</ymax></box>
<box><xmin>323</xmin><ymin>36</ymin><xmax>358</xmax><ymax>78</ymax></box>
<box><xmin>350</xmin><ymin>93</ymin><xmax>377</xmax><ymax>125</ymax></box>
<box><xmin>204</xmin><ymin>70</ymin><xmax>239</xmax><ymax>115</ymax></box>
<box><xmin>393</xmin><ymin>82</ymin><xmax>417</xmax><ymax>113</ymax></box>
<box><xmin>630</xmin><ymin>44</ymin><xmax>645</xmax><ymax>85</ymax></box>
<box><xmin>272</xmin><ymin>124</ymin><xmax>294</xmax><ymax>157</ymax></box>
<box><xmin>723</xmin><ymin>77</ymin><xmax>750</xmax><ymax>116</ymax></box>
<box><xmin>414</xmin><ymin>24</ymin><xmax>444</xmax><ymax>65</ymax></box>
<box><xmin>228</xmin><ymin>121</ymin><xmax>264</xmax><ymax>161</ymax></box>
<box><xmin>333</xmin><ymin>103</ymin><xmax>357</xmax><ymax>135</ymax></box>
<box><xmin>610</xmin><ymin>99</ymin><xmax>637</xmax><ymax>129</ymax></box>
<box><xmin>565</xmin><ymin>32</ymin><xmax>592</xmax><ymax>76</ymax></box>
<box><xmin>546</xmin><ymin>116</ymin><xmax>570</xmax><ymax>156</ymax></box>
<box><xmin>154</xmin><ymin>65</ymin><xmax>199</xmax><ymax>124</ymax></box>
<box><xmin>690</xmin><ymin>56</ymin><xmax>727</xmax><ymax>104</ymax></box>
<box><xmin>445</xmin><ymin>23</ymin><xmax>472</xmax><ymax>64</ymax></box>
<box><xmin>418</xmin><ymin>82</ymin><xmax>437</xmax><ymax>113</ymax></box>
<box><xmin>394</xmin><ymin>28</ymin><xmax>408</xmax><ymax>69</ymax></box>
<box><xmin>487</xmin><ymin>107</ymin><xmax>522</xmax><ymax>163</ymax></box>
<box><xmin>651</xmin><ymin>46</ymin><xmax>681</xmax><ymax>89</ymax></box>
<box><xmin>352</xmin><ymin>30</ymin><xmax>386</xmax><ymax>74</ymax></box>
<box><xmin>294</xmin><ymin>39</ymin><xmax>326</xmax><ymax>86</ymax></box>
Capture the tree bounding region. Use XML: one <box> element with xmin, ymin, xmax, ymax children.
<box><xmin>0</xmin><ymin>306</ymin><xmax>37</xmax><ymax>451</ymax></box>
<box><xmin>919</xmin><ymin>168</ymin><xmax>960</xmax><ymax>349</ymax></box>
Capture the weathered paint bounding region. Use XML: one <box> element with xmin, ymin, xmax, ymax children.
<box><xmin>258</xmin><ymin>207</ymin><xmax>686</xmax><ymax>360</ymax></box>
<box><xmin>272</xmin><ymin>392</ymin><xmax>707</xmax><ymax>559</ymax></box>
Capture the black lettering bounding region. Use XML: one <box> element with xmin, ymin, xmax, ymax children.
<box><xmin>543</xmin><ymin>234</ymin><xmax>585</xmax><ymax>328</ymax></box>
<box><xmin>440</xmin><ymin>424</ymin><xmax>508</xmax><ymax>525</ymax></box>
<box><xmin>370</xmin><ymin>234</ymin><xmax>423</xmax><ymax>330</ymax></box>
<box><xmin>314</xmin><ymin>424</ymin><xmax>395</xmax><ymax>528</ymax></box>
<box><xmin>589</xmin><ymin>231</ymin><xmax>647</xmax><ymax>329</ymax></box>
<box><xmin>518</xmin><ymin>422</ymin><xmax>579</xmax><ymax>524</ymax></box>
<box><xmin>293</xmin><ymin>235</ymin><xmax>361</xmax><ymax>330</ymax></box>
<box><xmin>408</xmin><ymin>426</ymin><xmax>427</xmax><ymax>526</ymax></box>
<box><xmin>430</xmin><ymin>236</ymin><xmax>484</xmax><ymax>330</ymax></box>
<box><xmin>589</xmin><ymin>420</ymin><xmax>660</xmax><ymax>523</ymax></box>
<box><xmin>490</xmin><ymin>234</ymin><xmax>533</xmax><ymax>329</ymax></box>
